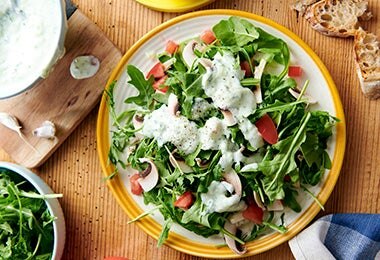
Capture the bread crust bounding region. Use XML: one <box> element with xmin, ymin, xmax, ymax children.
<box><xmin>354</xmin><ymin>28</ymin><xmax>380</xmax><ymax>99</ymax></box>
<box><xmin>305</xmin><ymin>0</ymin><xmax>372</xmax><ymax>38</ymax></box>
<box><xmin>291</xmin><ymin>0</ymin><xmax>319</xmax><ymax>15</ymax></box>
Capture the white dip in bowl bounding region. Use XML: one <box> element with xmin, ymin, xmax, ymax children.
<box><xmin>0</xmin><ymin>0</ymin><xmax>67</xmax><ymax>99</ymax></box>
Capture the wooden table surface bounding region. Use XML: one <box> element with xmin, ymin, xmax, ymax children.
<box><xmin>1</xmin><ymin>0</ymin><xmax>379</xmax><ymax>259</ymax></box>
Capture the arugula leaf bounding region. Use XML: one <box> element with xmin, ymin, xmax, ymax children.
<box><xmin>253</xmin><ymin>100</ymin><xmax>304</xmax><ymax>120</ymax></box>
<box><xmin>213</xmin><ymin>17</ymin><xmax>259</xmax><ymax>47</ymax></box>
<box><xmin>182</xmin><ymin>198</ymin><xmax>211</xmax><ymax>227</ymax></box>
<box><xmin>157</xmin><ymin>219</ymin><xmax>172</xmax><ymax>247</ymax></box>
<box><xmin>301</xmin><ymin>133</ymin><xmax>327</xmax><ymax>167</ymax></box>
<box><xmin>124</xmin><ymin>65</ymin><xmax>155</xmax><ymax>108</ymax></box>
<box><xmin>259</xmin><ymin>113</ymin><xmax>311</xmax><ymax>201</ymax></box>
<box><xmin>283</xmin><ymin>185</ymin><xmax>301</xmax><ymax>213</ymax></box>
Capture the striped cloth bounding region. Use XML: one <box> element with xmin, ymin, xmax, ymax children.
<box><xmin>289</xmin><ymin>214</ymin><xmax>380</xmax><ymax>260</ymax></box>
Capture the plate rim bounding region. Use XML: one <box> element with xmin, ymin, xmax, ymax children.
<box><xmin>134</xmin><ymin>0</ymin><xmax>215</xmax><ymax>13</ymax></box>
<box><xmin>97</xmin><ymin>9</ymin><xmax>346</xmax><ymax>258</ymax></box>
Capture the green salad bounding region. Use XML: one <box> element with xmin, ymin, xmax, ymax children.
<box><xmin>0</xmin><ymin>170</ymin><xmax>61</xmax><ymax>259</ymax></box>
<box><xmin>106</xmin><ymin>16</ymin><xmax>337</xmax><ymax>254</ymax></box>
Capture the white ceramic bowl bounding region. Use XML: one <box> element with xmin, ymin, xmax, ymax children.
<box><xmin>0</xmin><ymin>0</ymin><xmax>68</xmax><ymax>99</ymax></box>
<box><xmin>0</xmin><ymin>162</ymin><xmax>66</xmax><ymax>260</ymax></box>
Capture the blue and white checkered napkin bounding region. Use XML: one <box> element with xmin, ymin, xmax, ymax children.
<box><xmin>289</xmin><ymin>214</ymin><xmax>380</xmax><ymax>260</ymax></box>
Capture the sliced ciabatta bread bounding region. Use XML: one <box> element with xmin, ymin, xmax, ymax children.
<box><xmin>291</xmin><ymin>0</ymin><xmax>318</xmax><ymax>15</ymax></box>
<box><xmin>304</xmin><ymin>0</ymin><xmax>372</xmax><ymax>37</ymax></box>
<box><xmin>354</xmin><ymin>28</ymin><xmax>380</xmax><ymax>99</ymax></box>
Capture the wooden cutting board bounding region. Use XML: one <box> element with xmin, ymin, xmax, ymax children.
<box><xmin>0</xmin><ymin>10</ymin><xmax>122</xmax><ymax>168</ymax></box>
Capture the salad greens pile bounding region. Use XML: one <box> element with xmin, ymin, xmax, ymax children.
<box><xmin>106</xmin><ymin>16</ymin><xmax>338</xmax><ymax>252</ymax></box>
<box><xmin>0</xmin><ymin>170</ymin><xmax>61</xmax><ymax>259</ymax></box>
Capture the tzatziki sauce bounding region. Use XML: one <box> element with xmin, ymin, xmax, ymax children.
<box><xmin>0</xmin><ymin>0</ymin><xmax>66</xmax><ymax>98</ymax></box>
<box><xmin>201</xmin><ymin>181</ymin><xmax>246</xmax><ymax>213</ymax></box>
<box><xmin>142</xmin><ymin>103</ymin><xmax>199</xmax><ymax>155</ymax></box>
<box><xmin>140</xmin><ymin>52</ymin><xmax>264</xmax><ymax>170</ymax></box>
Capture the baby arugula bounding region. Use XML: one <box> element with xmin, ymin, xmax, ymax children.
<box><xmin>0</xmin><ymin>170</ymin><xmax>62</xmax><ymax>259</ymax></box>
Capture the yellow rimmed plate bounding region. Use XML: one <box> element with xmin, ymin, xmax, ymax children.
<box><xmin>134</xmin><ymin>0</ymin><xmax>215</xmax><ymax>13</ymax></box>
<box><xmin>97</xmin><ymin>10</ymin><xmax>346</xmax><ymax>258</ymax></box>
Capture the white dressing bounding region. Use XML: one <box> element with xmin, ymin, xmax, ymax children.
<box><xmin>202</xmin><ymin>52</ymin><xmax>256</xmax><ymax>118</ymax></box>
<box><xmin>199</xmin><ymin>52</ymin><xmax>263</xmax><ymax>169</ymax></box>
<box><xmin>0</xmin><ymin>0</ymin><xmax>65</xmax><ymax>98</ymax></box>
<box><xmin>238</xmin><ymin>117</ymin><xmax>264</xmax><ymax>150</ymax></box>
<box><xmin>191</xmin><ymin>98</ymin><xmax>214</xmax><ymax>120</ymax></box>
<box><xmin>198</xmin><ymin>117</ymin><xmax>228</xmax><ymax>150</ymax></box>
<box><xmin>200</xmin><ymin>181</ymin><xmax>246</xmax><ymax>213</ymax></box>
<box><xmin>142</xmin><ymin>103</ymin><xmax>199</xmax><ymax>154</ymax></box>
<box><xmin>70</xmin><ymin>55</ymin><xmax>100</xmax><ymax>80</ymax></box>
<box><xmin>142</xmin><ymin>52</ymin><xmax>263</xmax><ymax>170</ymax></box>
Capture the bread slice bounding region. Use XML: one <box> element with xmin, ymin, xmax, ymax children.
<box><xmin>354</xmin><ymin>28</ymin><xmax>380</xmax><ymax>99</ymax></box>
<box><xmin>304</xmin><ymin>0</ymin><xmax>372</xmax><ymax>37</ymax></box>
<box><xmin>291</xmin><ymin>0</ymin><xmax>319</xmax><ymax>15</ymax></box>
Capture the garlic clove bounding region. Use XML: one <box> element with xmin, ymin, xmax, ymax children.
<box><xmin>0</xmin><ymin>112</ymin><xmax>40</xmax><ymax>154</ymax></box>
<box><xmin>0</xmin><ymin>112</ymin><xmax>22</xmax><ymax>134</ymax></box>
<box><xmin>32</xmin><ymin>120</ymin><xmax>56</xmax><ymax>140</ymax></box>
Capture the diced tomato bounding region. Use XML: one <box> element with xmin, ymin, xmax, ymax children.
<box><xmin>152</xmin><ymin>76</ymin><xmax>169</xmax><ymax>92</ymax></box>
<box><xmin>255</xmin><ymin>114</ymin><xmax>278</xmax><ymax>145</ymax></box>
<box><xmin>174</xmin><ymin>191</ymin><xmax>194</xmax><ymax>210</ymax></box>
<box><xmin>130</xmin><ymin>174</ymin><xmax>143</xmax><ymax>195</ymax></box>
<box><xmin>284</xmin><ymin>175</ymin><xmax>291</xmax><ymax>182</ymax></box>
<box><xmin>146</xmin><ymin>63</ymin><xmax>165</xmax><ymax>79</ymax></box>
<box><xmin>165</xmin><ymin>40</ymin><xmax>179</xmax><ymax>55</ymax></box>
<box><xmin>242</xmin><ymin>200</ymin><xmax>264</xmax><ymax>224</ymax></box>
<box><xmin>200</xmin><ymin>29</ymin><xmax>216</xmax><ymax>44</ymax></box>
<box><xmin>288</xmin><ymin>66</ymin><xmax>303</xmax><ymax>77</ymax></box>
<box><xmin>240</xmin><ymin>60</ymin><xmax>252</xmax><ymax>77</ymax></box>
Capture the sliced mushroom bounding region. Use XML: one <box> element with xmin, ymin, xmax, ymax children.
<box><xmin>162</xmin><ymin>57</ymin><xmax>176</xmax><ymax>71</ymax></box>
<box><xmin>223</xmin><ymin>170</ymin><xmax>242</xmax><ymax>197</ymax></box>
<box><xmin>229</xmin><ymin>211</ymin><xmax>245</xmax><ymax>225</ymax></box>
<box><xmin>199</xmin><ymin>58</ymin><xmax>212</xmax><ymax>68</ymax></box>
<box><xmin>137</xmin><ymin>158</ymin><xmax>159</xmax><ymax>192</ymax></box>
<box><xmin>240</xmin><ymin>163</ymin><xmax>259</xmax><ymax>172</ymax></box>
<box><xmin>224</xmin><ymin>220</ymin><xmax>247</xmax><ymax>255</ymax></box>
<box><xmin>239</xmin><ymin>221</ymin><xmax>255</xmax><ymax>239</ymax></box>
<box><xmin>221</xmin><ymin>110</ymin><xmax>237</xmax><ymax>126</ymax></box>
<box><xmin>168</xmin><ymin>93</ymin><xmax>179</xmax><ymax>116</ymax></box>
<box><xmin>288</xmin><ymin>88</ymin><xmax>317</xmax><ymax>104</ymax></box>
<box><xmin>182</xmin><ymin>40</ymin><xmax>211</xmax><ymax>69</ymax></box>
<box><xmin>132</xmin><ymin>114</ymin><xmax>144</xmax><ymax>138</ymax></box>
<box><xmin>132</xmin><ymin>114</ymin><xmax>144</xmax><ymax>129</ymax></box>
<box><xmin>169</xmin><ymin>150</ymin><xmax>193</xmax><ymax>173</ymax></box>
<box><xmin>253</xmin><ymin>191</ymin><xmax>266</xmax><ymax>210</ymax></box>
<box><xmin>195</xmin><ymin>158</ymin><xmax>209</xmax><ymax>168</ymax></box>
<box><xmin>182</xmin><ymin>40</ymin><xmax>198</xmax><ymax>68</ymax></box>
<box><xmin>252</xmin><ymin>59</ymin><xmax>267</xmax><ymax>104</ymax></box>
<box><xmin>267</xmin><ymin>200</ymin><xmax>284</xmax><ymax>211</ymax></box>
